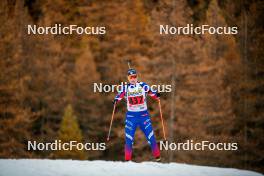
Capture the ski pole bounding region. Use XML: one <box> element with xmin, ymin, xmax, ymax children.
<box><xmin>107</xmin><ymin>102</ymin><xmax>116</xmax><ymax>141</ymax></box>
<box><xmin>158</xmin><ymin>99</ymin><xmax>167</xmax><ymax>141</ymax></box>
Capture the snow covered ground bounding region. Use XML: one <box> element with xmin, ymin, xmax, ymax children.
<box><xmin>0</xmin><ymin>159</ymin><xmax>262</xmax><ymax>176</ymax></box>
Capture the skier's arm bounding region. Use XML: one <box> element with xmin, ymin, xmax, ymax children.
<box><xmin>113</xmin><ymin>85</ymin><xmax>126</xmax><ymax>104</ymax></box>
<box><xmin>141</xmin><ymin>82</ymin><xmax>160</xmax><ymax>100</ymax></box>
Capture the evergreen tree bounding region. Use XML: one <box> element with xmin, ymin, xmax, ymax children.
<box><xmin>55</xmin><ymin>104</ymin><xmax>86</xmax><ymax>160</ymax></box>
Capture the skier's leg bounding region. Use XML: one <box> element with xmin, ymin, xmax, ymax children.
<box><xmin>125</xmin><ymin>116</ymin><xmax>137</xmax><ymax>161</ymax></box>
<box><xmin>139</xmin><ymin>115</ymin><xmax>160</xmax><ymax>158</ymax></box>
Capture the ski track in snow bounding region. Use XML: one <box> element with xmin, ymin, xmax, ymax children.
<box><xmin>0</xmin><ymin>159</ymin><xmax>262</xmax><ymax>176</ymax></box>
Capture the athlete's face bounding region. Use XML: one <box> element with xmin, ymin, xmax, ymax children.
<box><xmin>128</xmin><ymin>74</ymin><xmax>137</xmax><ymax>84</ymax></box>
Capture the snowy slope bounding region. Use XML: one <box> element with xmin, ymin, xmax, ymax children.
<box><xmin>0</xmin><ymin>159</ymin><xmax>262</xmax><ymax>176</ymax></box>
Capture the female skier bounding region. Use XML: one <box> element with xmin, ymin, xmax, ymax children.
<box><xmin>113</xmin><ymin>68</ymin><xmax>161</xmax><ymax>161</ymax></box>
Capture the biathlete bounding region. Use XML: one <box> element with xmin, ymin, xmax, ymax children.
<box><xmin>113</xmin><ymin>68</ymin><xmax>161</xmax><ymax>161</ymax></box>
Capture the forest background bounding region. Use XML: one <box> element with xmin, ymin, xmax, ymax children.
<box><xmin>0</xmin><ymin>0</ymin><xmax>263</xmax><ymax>173</ymax></box>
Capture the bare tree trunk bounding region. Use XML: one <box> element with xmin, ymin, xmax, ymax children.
<box><xmin>168</xmin><ymin>0</ymin><xmax>177</xmax><ymax>162</ymax></box>
<box><xmin>169</xmin><ymin>55</ymin><xmax>176</xmax><ymax>162</ymax></box>
<box><xmin>242</xmin><ymin>4</ymin><xmax>248</xmax><ymax>169</ymax></box>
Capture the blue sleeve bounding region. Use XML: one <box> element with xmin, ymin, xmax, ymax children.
<box><xmin>114</xmin><ymin>85</ymin><xmax>126</xmax><ymax>102</ymax></box>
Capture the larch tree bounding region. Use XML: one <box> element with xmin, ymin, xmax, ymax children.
<box><xmin>0</xmin><ymin>0</ymin><xmax>34</xmax><ymax>158</ymax></box>
<box><xmin>194</xmin><ymin>0</ymin><xmax>241</xmax><ymax>167</ymax></box>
